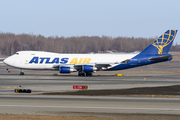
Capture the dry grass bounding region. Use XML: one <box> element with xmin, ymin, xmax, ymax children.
<box><xmin>0</xmin><ymin>114</ymin><xmax>134</xmax><ymax>120</ymax></box>
<box><xmin>1</xmin><ymin>114</ymin><xmax>180</xmax><ymax>120</ymax></box>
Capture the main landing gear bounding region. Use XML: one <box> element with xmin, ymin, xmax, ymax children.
<box><xmin>78</xmin><ymin>71</ymin><xmax>92</xmax><ymax>76</ymax></box>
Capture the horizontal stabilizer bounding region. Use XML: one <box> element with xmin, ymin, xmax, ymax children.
<box><xmin>148</xmin><ymin>55</ymin><xmax>172</xmax><ymax>61</ymax></box>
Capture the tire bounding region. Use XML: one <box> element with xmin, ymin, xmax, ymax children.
<box><xmin>78</xmin><ymin>73</ymin><xmax>82</xmax><ymax>76</ymax></box>
<box><xmin>20</xmin><ymin>72</ymin><xmax>24</xmax><ymax>75</ymax></box>
<box><xmin>23</xmin><ymin>89</ymin><xmax>27</xmax><ymax>93</ymax></box>
<box><xmin>19</xmin><ymin>89</ymin><xmax>23</xmax><ymax>93</ymax></box>
<box><xmin>86</xmin><ymin>72</ymin><xmax>92</xmax><ymax>76</ymax></box>
<box><xmin>27</xmin><ymin>89</ymin><xmax>31</xmax><ymax>93</ymax></box>
<box><xmin>82</xmin><ymin>73</ymin><xmax>85</xmax><ymax>76</ymax></box>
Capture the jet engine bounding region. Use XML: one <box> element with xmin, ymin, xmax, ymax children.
<box><xmin>82</xmin><ymin>65</ymin><xmax>97</xmax><ymax>72</ymax></box>
<box><xmin>59</xmin><ymin>66</ymin><xmax>76</xmax><ymax>73</ymax></box>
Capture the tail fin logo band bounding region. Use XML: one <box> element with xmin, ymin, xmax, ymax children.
<box><xmin>152</xmin><ymin>30</ymin><xmax>177</xmax><ymax>55</ymax></box>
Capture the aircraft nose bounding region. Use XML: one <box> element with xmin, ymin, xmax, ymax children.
<box><xmin>3</xmin><ymin>56</ymin><xmax>17</xmax><ymax>67</ymax></box>
<box><xmin>3</xmin><ymin>58</ymin><xmax>11</xmax><ymax>66</ymax></box>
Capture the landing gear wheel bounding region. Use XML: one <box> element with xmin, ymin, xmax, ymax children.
<box><xmin>78</xmin><ymin>73</ymin><xmax>82</xmax><ymax>76</ymax></box>
<box><xmin>82</xmin><ymin>72</ymin><xmax>85</xmax><ymax>76</ymax></box>
<box><xmin>86</xmin><ymin>72</ymin><xmax>89</xmax><ymax>76</ymax></box>
<box><xmin>86</xmin><ymin>72</ymin><xmax>93</xmax><ymax>76</ymax></box>
<box><xmin>79</xmin><ymin>72</ymin><xmax>92</xmax><ymax>77</ymax></box>
<box><xmin>20</xmin><ymin>71</ymin><xmax>24</xmax><ymax>75</ymax></box>
<box><xmin>78</xmin><ymin>71</ymin><xmax>83</xmax><ymax>76</ymax></box>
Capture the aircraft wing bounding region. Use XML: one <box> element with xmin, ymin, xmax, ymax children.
<box><xmin>53</xmin><ymin>62</ymin><xmax>117</xmax><ymax>70</ymax></box>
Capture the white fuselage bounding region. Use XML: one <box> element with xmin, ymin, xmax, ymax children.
<box><xmin>3</xmin><ymin>51</ymin><xmax>137</xmax><ymax>70</ymax></box>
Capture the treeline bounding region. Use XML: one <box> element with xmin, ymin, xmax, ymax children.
<box><xmin>0</xmin><ymin>32</ymin><xmax>179</xmax><ymax>56</ymax></box>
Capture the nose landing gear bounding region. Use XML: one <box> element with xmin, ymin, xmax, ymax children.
<box><xmin>20</xmin><ymin>71</ymin><xmax>24</xmax><ymax>75</ymax></box>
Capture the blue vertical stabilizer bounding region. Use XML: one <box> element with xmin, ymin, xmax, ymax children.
<box><xmin>133</xmin><ymin>30</ymin><xmax>177</xmax><ymax>59</ymax></box>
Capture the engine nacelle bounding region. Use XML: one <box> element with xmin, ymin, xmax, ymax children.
<box><xmin>59</xmin><ymin>66</ymin><xmax>76</xmax><ymax>73</ymax></box>
<box><xmin>82</xmin><ymin>65</ymin><xmax>97</xmax><ymax>72</ymax></box>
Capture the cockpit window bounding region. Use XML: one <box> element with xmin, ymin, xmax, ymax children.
<box><xmin>14</xmin><ymin>53</ymin><xmax>19</xmax><ymax>55</ymax></box>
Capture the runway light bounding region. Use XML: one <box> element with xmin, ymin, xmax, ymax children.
<box><xmin>144</xmin><ymin>78</ymin><xmax>146</xmax><ymax>80</ymax></box>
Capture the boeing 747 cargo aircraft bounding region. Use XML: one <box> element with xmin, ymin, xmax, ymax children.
<box><xmin>3</xmin><ymin>30</ymin><xmax>177</xmax><ymax>76</ymax></box>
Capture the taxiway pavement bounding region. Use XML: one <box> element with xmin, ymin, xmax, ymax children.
<box><xmin>0</xmin><ymin>63</ymin><xmax>180</xmax><ymax>116</ymax></box>
<box><xmin>0</xmin><ymin>95</ymin><xmax>180</xmax><ymax>115</ymax></box>
<box><xmin>0</xmin><ymin>67</ymin><xmax>180</xmax><ymax>93</ymax></box>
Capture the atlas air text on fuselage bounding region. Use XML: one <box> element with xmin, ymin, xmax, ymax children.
<box><xmin>29</xmin><ymin>57</ymin><xmax>91</xmax><ymax>64</ymax></box>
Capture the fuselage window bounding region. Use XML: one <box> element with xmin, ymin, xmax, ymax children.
<box><xmin>15</xmin><ymin>53</ymin><xmax>19</xmax><ymax>55</ymax></box>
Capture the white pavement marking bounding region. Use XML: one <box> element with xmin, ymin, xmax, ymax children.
<box><xmin>0</xmin><ymin>105</ymin><xmax>180</xmax><ymax>111</ymax></box>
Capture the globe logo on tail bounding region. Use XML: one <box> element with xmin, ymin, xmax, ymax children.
<box><xmin>152</xmin><ymin>30</ymin><xmax>177</xmax><ymax>55</ymax></box>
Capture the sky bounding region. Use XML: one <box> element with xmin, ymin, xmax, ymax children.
<box><xmin>0</xmin><ymin>0</ymin><xmax>180</xmax><ymax>44</ymax></box>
